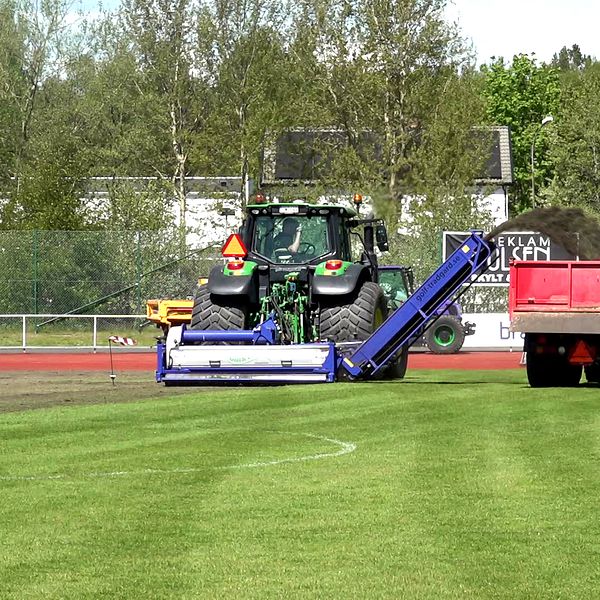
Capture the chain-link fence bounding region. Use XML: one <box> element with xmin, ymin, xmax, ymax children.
<box><xmin>0</xmin><ymin>230</ymin><xmax>223</xmax><ymax>315</ymax></box>
<box><xmin>0</xmin><ymin>226</ymin><xmax>508</xmax><ymax>318</ymax></box>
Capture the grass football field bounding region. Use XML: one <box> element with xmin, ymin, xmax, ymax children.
<box><xmin>2</xmin><ymin>369</ymin><xmax>600</xmax><ymax>599</ymax></box>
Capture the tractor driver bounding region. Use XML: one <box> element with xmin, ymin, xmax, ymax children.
<box><xmin>273</xmin><ymin>218</ymin><xmax>302</xmax><ymax>256</ymax></box>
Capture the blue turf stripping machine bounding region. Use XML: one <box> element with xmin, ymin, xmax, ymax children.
<box><xmin>156</xmin><ymin>232</ymin><xmax>496</xmax><ymax>384</ymax></box>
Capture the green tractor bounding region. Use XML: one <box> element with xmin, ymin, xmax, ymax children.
<box><xmin>192</xmin><ymin>198</ymin><xmax>408</xmax><ymax>377</ymax></box>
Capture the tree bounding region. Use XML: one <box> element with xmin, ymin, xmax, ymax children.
<box><xmin>551</xmin><ymin>44</ymin><xmax>593</xmax><ymax>72</ymax></box>
<box><xmin>358</xmin><ymin>0</ymin><xmax>473</xmax><ymax>203</ymax></box>
<box><xmin>482</xmin><ymin>54</ymin><xmax>560</xmax><ymax>213</ymax></box>
<box><xmin>121</xmin><ymin>0</ymin><xmax>208</xmax><ymax>246</ymax></box>
<box><xmin>0</xmin><ymin>0</ymin><xmax>94</xmax><ymax>229</ymax></box>
<box><xmin>64</xmin><ymin>16</ymin><xmax>172</xmax><ymax>178</ymax></box>
<box><xmin>547</xmin><ymin>63</ymin><xmax>600</xmax><ymax>213</ymax></box>
<box><xmin>193</xmin><ymin>0</ymin><xmax>295</xmax><ymax>199</ymax></box>
<box><xmin>280</xmin><ymin>0</ymin><xmax>488</xmax><ymax>278</ymax></box>
<box><xmin>0</xmin><ymin>0</ymin><xmax>75</xmax><ymax>189</ymax></box>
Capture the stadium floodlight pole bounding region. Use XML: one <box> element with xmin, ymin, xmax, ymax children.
<box><xmin>531</xmin><ymin>115</ymin><xmax>554</xmax><ymax>209</ymax></box>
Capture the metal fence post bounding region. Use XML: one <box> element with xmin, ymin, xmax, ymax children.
<box><xmin>93</xmin><ymin>316</ymin><xmax>98</xmax><ymax>352</ymax></box>
<box><xmin>136</xmin><ymin>231</ymin><xmax>142</xmax><ymax>313</ymax></box>
<box><xmin>22</xmin><ymin>315</ymin><xmax>26</xmax><ymax>351</ymax></box>
<box><xmin>32</xmin><ymin>230</ymin><xmax>39</xmax><ymax>314</ymax></box>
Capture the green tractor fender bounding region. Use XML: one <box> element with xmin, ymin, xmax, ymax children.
<box><xmin>312</xmin><ymin>262</ymin><xmax>371</xmax><ymax>297</ymax></box>
<box><xmin>207</xmin><ymin>261</ymin><xmax>259</xmax><ymax>302</ymax></box>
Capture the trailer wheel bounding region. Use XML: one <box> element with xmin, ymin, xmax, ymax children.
<box><xmin>190</xmin><ymin>285</ymin><xmax>247</xmax><ymax>333</ymax></box>
<box><xmin>526</xmin><ymin>350</ymin><xmax>549</xmax><ymax>387</ymax></box>
<box><xmin>526</xmin><ymin>350</ymin><xmax>552</xmax><ymax>387</ymax></box>
<box><xmin>319</xmin><ymin>282</ymin><xmax>387</xmax><ymax>343</ymax></box>
<box><xmin>527</xmin><ymin>350</ymin><xmax>582</xmax><ymax>387</ymax></box>
<box><xmin>425</xmin><ymin>315</ymin><xmax>465</xmax><ymax>354</ymax></box>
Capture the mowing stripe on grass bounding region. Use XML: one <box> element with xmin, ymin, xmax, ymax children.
<box><xmin>0</xmin><ymin>431</ymin><xmax>357</xmax><ymax>482</ymax></box>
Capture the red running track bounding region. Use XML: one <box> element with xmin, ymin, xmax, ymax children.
<box><xmin>0</xmin><ymin>351</ymin><xmax>523</xmax><ymax>372</ymax></box>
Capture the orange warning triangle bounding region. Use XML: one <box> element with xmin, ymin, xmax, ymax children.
<box><xmin>569</xmin><ymin>340</ymin><xmax>595</xmax><ymax>365</ymax></box>
<box><xmin>222</xmin><ymin>233</ymin><xmax>247</xmax><ymax>257</ymax></box>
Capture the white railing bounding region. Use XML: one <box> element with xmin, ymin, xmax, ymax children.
<box><xmin>0</xmin><ymin>314</ymin><xmax>149</xmax><ymax>351</ymax></box>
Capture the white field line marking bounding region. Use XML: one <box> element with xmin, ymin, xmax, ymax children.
<box><xmin>0</xmin><ymin>432</ymin><xmax>356</xmax><ymax>482</ymax></box>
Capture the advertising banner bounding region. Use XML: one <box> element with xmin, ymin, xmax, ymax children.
<box><xmin>443</xmin><ymin>231</ymin><xmax>575</xmax><ymax>285</ymax></box>
<box><xmin>461</xmin><ymin>313</ymin><xmax>524</xmax><ymax>350</ymax></box>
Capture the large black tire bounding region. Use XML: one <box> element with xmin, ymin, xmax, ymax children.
<box><xmin>320</xmin><ymin>282</ymin><xmax>408</xmax><ymax>379</ymax></box>
<box><xmin>190</xmin><ymin>285</ymin><xmax>247</xmax><ymax>332</ymax></box>
<box><xmin>319</xmin><ymin>282</ymin><xmax>387</xmax><ymax>343</ymax></box>
<box><xmin>425</xmin><ymin>315</ymin><xmax>465</xmax><ymax>354</ymax></box>
<box><xmin>527</xmin><ymin>350</ymin><xmax>582</xmax><ymax>387</ymax></box>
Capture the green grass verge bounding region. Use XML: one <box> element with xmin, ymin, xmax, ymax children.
<box><xmin>0</xmin><ymin>326</ymin><xmax>158</xmax><ymax>347</ymax></box>
<box><xmin>2</xmin><ymin>369</ymin><xmax>600</xmax><ymax>599</ymax></box>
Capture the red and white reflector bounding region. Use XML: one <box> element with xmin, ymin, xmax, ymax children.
<box><xmin>108</xmin><ymin>335</ymin><xmax>137</xmax><ymax>346</ymax></box>
<box><xmin>569</xmin><ymin>340</ymin><xmax>595</xmax><ymax>365</ymax></box>
<box><xmin>222</xmin><ymin>233</ymin><xmax>247</xmax><ymax>258</ymax></box>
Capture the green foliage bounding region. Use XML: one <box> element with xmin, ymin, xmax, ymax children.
<box><xmin>482</xmin><ymin>54</ymin><xmax>560</xmax><ymax>213</ymax></box>
<box><xmin>551</xmin><ymin>44</ymin><xmax>593</xmax><ymax>72</ymax></box>
<box><xmin>89</xmin><ymin>179</ymin><xmax>177</xmax><ymax>230</ymax></box>
<box><xmin>547</xmin><ymin>63</ymin><xmax>600</xmax><ymax>213</ymax></box>
<box><xmin>193</xmin><ymin>0</ymin><xmax>296</xmax><ymax>192</ymax></box>
<box><xmin>0</xmin><ymin>140</ymin><xmax>88</xmax><ymax>230</ymax></box>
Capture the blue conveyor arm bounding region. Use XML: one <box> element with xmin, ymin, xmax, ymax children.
<box><xmin>340</xmin><ymin>232</ymin><xmax>496</xmax><ymax>379</ymax></box>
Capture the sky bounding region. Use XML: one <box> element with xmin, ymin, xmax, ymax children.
<box><xmin>445</xmin><ymin>0</ymin><xmax>600</xmax><ymax>65</ymax></box>
<box><xmin>80</xmin><ymin>0</ymin><xmax>600</xmax><ymax>66</ymax></box>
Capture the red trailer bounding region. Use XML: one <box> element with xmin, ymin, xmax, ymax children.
<box><xmin>509</xmin><ymin>260</ymin><xmax>600</xmax><ymax>386</ymax></box>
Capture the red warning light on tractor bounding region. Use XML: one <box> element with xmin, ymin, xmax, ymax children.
<box><xmin>222</xmin><ymin>234</ymin><xmax>247</xmax><ymax>258</ymax></box>
<box><xmin>325</xmin><ymin>260</ymin><xmax>343</xmax><ymax>270</ymax></box>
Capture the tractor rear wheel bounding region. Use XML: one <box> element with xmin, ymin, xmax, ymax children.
<box><xmin>320</xmin><ymin>282</ymin><xmax>410</xmax><ymax>379</ymax></box>
<box><xmin>191</xmin><ymin>285</ymin><xmax>247</xmax><ymax>332</ymax></box>
<box><xmin>319</xmin><ymin>282</ymin><xmax>387</xmax><ymax>344</ymax></box>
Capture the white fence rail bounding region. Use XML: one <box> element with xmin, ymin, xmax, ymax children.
<box><xmin>0</xmin><ymin>312</ymin><xmax>525</xmax><ymax>352</ymax></box>
<box><xmin>0</xmin><ymin>314</ymin><xmax>148</xmax><ymax>351</ymax></box>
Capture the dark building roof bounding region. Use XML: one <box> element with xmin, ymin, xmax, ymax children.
<box><xmin>262</xmin><ymin>126</ymin><xmax>514</xmax><ymax>186</ymax></box>
<box><xmin>475</xmin><ymin>125</ymin><xmax>514</xmax><ymax>185</ymax></box>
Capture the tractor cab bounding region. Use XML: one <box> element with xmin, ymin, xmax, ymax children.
<box><xmin>241</xmin><ymin>202</ymin><xmax>356</xmax><ymax>266</ymax></box>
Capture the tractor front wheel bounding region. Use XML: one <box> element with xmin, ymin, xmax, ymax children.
<box><xmin>425</xmin><ymin>315</ymin><xmax>465</xmax><ymax>354</ymax></box>
<box><xmin>382</xmin><ymin>347</ymin><xmax>408</xmax><ymax>379</ymax></box>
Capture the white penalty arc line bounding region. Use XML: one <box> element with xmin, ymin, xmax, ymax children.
<box><xmin>0</xmin><ymin>433</ymin><xmax>357</xmax><ymax>482</ymax></box>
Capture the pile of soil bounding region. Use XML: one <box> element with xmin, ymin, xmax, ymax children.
<box><xmin>486</xmin><ymin>207</ymin><xmax>600</xmax><ymax>260</ymax></box>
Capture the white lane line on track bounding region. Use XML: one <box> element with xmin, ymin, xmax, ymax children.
<box><xmin>0</xmin><ymin>432</ymin><xmax>357</xmax><ymax>482</ymax></box>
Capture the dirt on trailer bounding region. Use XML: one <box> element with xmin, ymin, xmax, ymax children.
<box><xmin>0</xmin><ymin>371</ymin><xmax>200</xmax><ymax>414</ymax></box>
<box><xmin>487</xmin><ymin>206</ymin><xmax>600</xmax><ymax>259</ymax></box>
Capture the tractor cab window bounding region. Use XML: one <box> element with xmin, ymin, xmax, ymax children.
<box><xmin>253</xmin><ymin>215</ymin><xmax>331</xmax><ymax>263</ymax></box>
<box><xmin>379</xmin><ymin>269</ymin><xmax>411</xmax><ymax>310</ymax></box>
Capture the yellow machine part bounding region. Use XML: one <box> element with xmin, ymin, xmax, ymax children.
<box><xmin>146</xmin><ymin>279</ymin><xmax>207</xmax><ymax>330</ymax></box>
<box><xmin>146</xmin><ymin>298</ymin><xmax>194</xmax><ymax>329</ymax></box>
